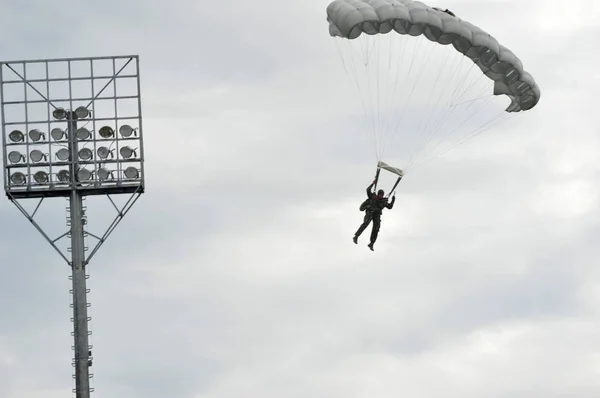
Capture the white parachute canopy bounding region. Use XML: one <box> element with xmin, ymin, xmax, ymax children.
<box><xmin>326</xmin><ymin>0</ymin><xmax>540</xmax><ymax>172</ymax></box>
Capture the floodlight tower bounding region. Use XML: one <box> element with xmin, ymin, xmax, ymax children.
<box><xmin>0</xmin><ymin>55</ymin><xmax>145</xmax><ymax>398</ymax></box>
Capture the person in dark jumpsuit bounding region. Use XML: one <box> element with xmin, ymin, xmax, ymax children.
<box><xmin>353</xmin><ymin>179</ymin><xmax>396</xmax><ymax>251</ymax></box>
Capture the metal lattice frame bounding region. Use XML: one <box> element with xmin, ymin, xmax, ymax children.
<box><xmin>1</xmin><ymin>55</ymin><xmax>145</xmax><ymax>198</ymax></box>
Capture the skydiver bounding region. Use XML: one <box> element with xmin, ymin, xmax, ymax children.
<box><xmin>353</xmin><ymin>179</ymin><xmax>396</xmax><ymax>251</ymax></box>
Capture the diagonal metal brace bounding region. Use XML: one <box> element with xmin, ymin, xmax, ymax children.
<box><xmin>85</xmin><ymin>57</ymin><xmax>134</xmax><ymax>109</ymax></box>
<box><xmin>84</xmin><ymin>188</ymin><xmax>142</xmax><ymax>265</ymax></box>
<box><xmin>8</xmin><ymin>194</ymin><xmax>70</xmax><ymax>265</ymax></box>
<box><xmin>5</xmin><ymin>64</ymin><xmax>57</xmax><ymax>110</ymax></box>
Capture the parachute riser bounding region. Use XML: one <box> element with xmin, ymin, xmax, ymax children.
<box><xmin>387</xmin><ymin>176</ymin><xmax>402</xmax><ymax>198</ymax></box>
<box><xmin>374</xmin><ymin>166</ymin><xmax>403</xmax><ymax>198</ymax></box>
<box><xmin>373</xmin><ymin>167</ymin><xmax>382</xmax><ymax>192</ymax></box>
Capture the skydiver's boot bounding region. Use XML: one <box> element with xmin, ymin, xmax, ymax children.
<box><xmin>353</xmin><ymin>235</ymin><xmax>358</xmax><ymax>244</ymax></box>
<box><xmin>368</xmin><ymin>242</ymin><xmax>374</xmax><ymax>251</ymax></box>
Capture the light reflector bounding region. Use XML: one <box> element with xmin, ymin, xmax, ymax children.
<box><xmin>119</xmin><ymin>124</ymin><xmax>134</xmax><ymax>137</ymax></box>
<box><xmin>124</xmin><ymin>167</ymin><xmax>139</xmax><ymax>179</ymax></box>
<box><xmin>77</xmin><ymin>168</ymin><xmax>92</xmax><ymax>181</ymax></box>
<box><xmin>99</xmin><ymin>126</ymin><xmax>114</xmax><ymax>138</ymax></box>
<box><xmin>57</xmin><ymin>170</ymin><xmax>70</xmax><ymax>182</ymax></box>
<box><xmin>51</xmin><ymin>128</ymin><xmax>66</xmax><ymax>141</ymax></box>
<box><xmin>76</xmin><ymin>127</ymin><xmax>91</xmax><ymax>140</ymax></box>
<box><xmin>97</xmin><ymin>146</ymin><xmax>111</xmax><ymax>159</ymax></box>
<box><xmin>34</xmin><ymin>171</ymin><xmax>49</xmax><ymax>184</ymax></box>
<box><xmin>9</xmin><ymin>130</ymin><xmax>24</xmax><ymax>143</ymax></box>
<box><xmin>56</xmin><ymin>148</ymin><xmax>70</xmax><ymax>161</ymax></box>
<box><xmin>8</xmin><ymin>151</ymin><xmax>24</xmax><ymax>163</ymax></box>
<box><xmin>78</xmin><ymin>148</ymin><xmax>93</xmax><ymax>161</ymax></box>
<box><xmin>10</xmin><ymin>172</ymin><xmax>26</xmax><ymax>185</ymax></box>
<box><xmin>120</xmin><ymin>146</ymin><xmax>135</xmax><ymax>159</ymax></box>
<box><xmin>53</xmin><ymin>107</ymin><xmax>67</xmax><ymax>120</ymax></box>
<box><xmin>30</xmin><ymin>150</ymin><xmax>46</xmax><ymax>163</ymax></box>
<box><xmin>97</xmin><ymin>168</ymin><xmax>112</xmax><ymax>181</ymax></box>
<box><xmin>28</xmin><ymin>129</ymin><xmax>44</xmax><ymax>142</ymax></box>
<box><xmin>75</xmin><ymin>106</ymin><xmax>90</xmax><ymax>119</ymax></box>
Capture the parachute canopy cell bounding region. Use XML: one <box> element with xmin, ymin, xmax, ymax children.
<box><xmin>326</xmin><ymin>0</ymin><xmax>540</xmax><ymax>112</ymax></box>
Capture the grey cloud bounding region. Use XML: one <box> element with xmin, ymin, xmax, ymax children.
<box><xmin>1</xmin><ymin>0</ymin><xmax>599</xmax><ymax>397</ymax></box>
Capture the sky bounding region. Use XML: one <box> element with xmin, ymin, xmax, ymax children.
<box><xmin>0</xmin><ymin>0</ymin><xmax>599</xmax><ymax>397</ymax></box>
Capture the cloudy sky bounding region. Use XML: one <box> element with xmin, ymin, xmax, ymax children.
<box><xmin>1</xmin><ymin>0</ymin><xmax>599</xmax><ymax>397</ymax></box>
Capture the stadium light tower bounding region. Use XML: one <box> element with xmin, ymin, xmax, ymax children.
<box><xmin>0</xmin><ymin>55</ymin><xmax>145</xmax><ymax>398</ymax></box>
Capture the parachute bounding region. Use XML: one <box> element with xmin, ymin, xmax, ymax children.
<box><xmin>326</xmin><ymin>0</ymin><xmax>540</xmax><ymax>180</ymax></box>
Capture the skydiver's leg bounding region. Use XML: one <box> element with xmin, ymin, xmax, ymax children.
<box><xmin>368</xmin><ymin>216</ymin><xmax>381</xmax><ymax>251</ymax></box>
<box><xmin>354</xmin><ymin>213</ymin><xmax>373</xmax><ymax>243</ymax></box>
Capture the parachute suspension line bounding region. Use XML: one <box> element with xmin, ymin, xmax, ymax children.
<box><xmin>387</xmin><ymin>37</ymin><xmax>430</xmax><ymax>142</ymax></box>
<box><xmin>379</xmin><ymin>34</ymin><xmax>411</xmax><ymax>159</ymax></box>
<box><xmin>385</xmin><ymin>33</ymin><xmax>408</xmax><ymax>137</ymax></box>
<box><xmin>411</xmin><ymin>95</ymin><xmax>501</xmax><ymax>167</ymax></box>
<box><xmin>434</xmin><ymin>97</ymin><xmax>504</xmax><ymax>148</ymax></box>
<box><xmin>422</xmin><ymin>65</ymin><xmax>486</xmax><ymax>145</ymax></box>
<box><xmin>457</xmin><ymin>111</ymin><xmax>515</xmax><ymax>148</ymax></box>
<box><xmin>326</xmin><ymin>1</ymin><xmax>540</xmax><ymax>176</ymax></box>
<box><xmin>334</xmin><ymin>31</ymin><xmax>515</xmax><ymax>172</ymax></box>
<box><xmin>376</xmin><ymin>36</ymin><xmax>383</xmax><ymax>159</ymax></box>
<box><xmin>450</xmin><ymin>59</ymin><xmax>497</xmax><ymax>108</ymax></box>
<box><xmin>414</xmin><ymin>111</ymin><xmax>516</xmax><ymax>168</ymax></box>
<box><xmin>377</xmin><ymin>36</ymin><xmax>387</xmax><ymax>159</ymax></box>
<box><xmin>387</xmin><ymin>176</ymin><xmax>403</xmax><ymax>197</ymax></box>
<box><xmin>335</xmin><ymin>38</ymin><xmax>380</xmax><ymax>159</ymax></box>
<box><xmin>373</xmin><ymin>167</ymin><xmax>381</xmax><ymax>193</ymax></box>
<box><xmin>402</xmin><ymin>42</ymin><xmax>456</xmax><ymax>169</ymax></box>
<box><xmin>380</xmin><ymin>36</ymin><xmax>431</xmax><ymax>161</ymax></box>
<box><xmin>358</xmin><ymin>37</ymin><xmax>382</xmax><ymax>160</ymax></box>
<box><xmin>404</xmin><ymin>49</ymin><xmax>467</xmax><ymax>169</ymax></box>
<box><xmin>380</xmin><ymin>33</ymin><xmax>398</xmax><ymax>158</ymax></box>
<box><xmin>381</xmin><ymin>38</ymin><xmax>439</xmax><ymax>162</ymax></box>
<box><xmin>452</xmin><ymin>94</ymin><xmax>501</xmax><ymax>108</ymax></box>
<box><xmin>405</xmin><ymin>51</ymin><xmax>503</xmax><ymax>170</ymax></box>
<box><xmin>429</xmin><ymin>95</ymin><xmax>497</xmax><ymax>153</ymax></box>
<box><xmin>372</xmin><ymin>37</ymin><xmax>390</xmax><ymax>160</ymax></box>
<box><xmin>449</xmin><ymin>60</ymin><xmax>479</xmax><ymax>103</ymax></box>
<box><xmin>436</xmin><ymin>82</ymin><xmax>499</xmax><ymax>143</ymax></box>
<box><xmin>414</xmin><ymin>94</ymin><xmax>495</xmax><ymax>165</ymax></box>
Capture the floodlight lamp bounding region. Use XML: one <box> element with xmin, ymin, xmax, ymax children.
<box><xmin>124</xmin><ymin>167</ymin><xmax>139</xmax><ymax>179</ymax></box>
<box><xmin>78</xmin><ymin>148</ymin><xmax>93</xmax><ymax>161</ymax></box>
<box><xmin>51</xmin><ymin>128</ymin><xmax>66</xmax><ymax>141</ymax></box>
<box><xmin>119</xmin><ymin>146</ymin><xmax>136</xmax><ymax>159</ymax></box>
<box><xmin>119</xmin><ymin>124</ymin><xmax>135</xmax><ymax>137</ymax></box>
<box><xmin>10</xmin><ymin>172</ymin><xmax>26</xmax><ymax>185</ymax></box>
<box><xmin>56</xmin><ymin>148</ymin><xmax>70</xmax><ymax>161</ymax></box>
<box><xmin>30</xmin><ymin>150</ymin><xmax>46</xmax><ymax>163</ymax></box>
<box><xmin>99</xmin><ymin>126</ymin><xmax>114</xmax><ymax>138</ymax></box>
<box><xmin>8</xmin><ymin>130</ymin><xmax>24</xmax><ymax>143</ymax></box>
<box><xmin>8</xmin><ymin>151</ymin><xmax>24</xmax><ymax>164</ymax></box>
<box><xmin>97</xmin><ymin>146</ymin><xmax>113</xmax><ymax>159</ymax></box>
<box><xmin>75</xmin><ymin>106</ymin><xmax>90</xmax><ymax>119</ymax></box>
<box><xmin>28</xmin><ymin>129</ymin><xmax>45</xmax><ymax>142</ymax></box>
<box><xmin>53</xmin><ymin>107</ymin><xmax>67</xmax><ymax>120</ymax></box>
<box><xmin>97</xmin><ymin>168</ymin><xmax>112</xmax><ymax>181</ymax></box>
<box><xmin>77</xmin><ymin>168</ymin><xmax>92</xmax><ymax>182</ymax></box>
<box><xmin>76</xmin><ymin>127</ymin><xmax>91</xmax><ymax>140</ymax></box>
<box><xmin>33</xmin><ymin>171</ymin><xmax>49</xmax><ymax>184</ymax></box>
<box><xmin>57</xmin><ymin>170</ymin><xmax>70</xmax><ymax>182</ymax></box>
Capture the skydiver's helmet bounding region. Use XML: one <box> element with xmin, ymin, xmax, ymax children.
<box><xmin>377</xmin><ymin>189</ymin><xmax>384</xmax><ymax>198</ymax></box>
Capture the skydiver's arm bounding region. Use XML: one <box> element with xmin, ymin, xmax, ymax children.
<box><xmin>367</xmin><ymin>183</ymin><xmax>374</xmax><ymax>197</ymax></box>
<box><xmin>386</xmin><ymin>196</ymin><xmax>396</xmax><ymax>209</ymax></box>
